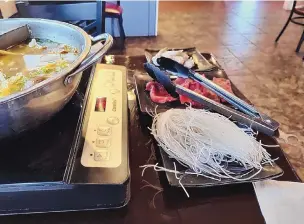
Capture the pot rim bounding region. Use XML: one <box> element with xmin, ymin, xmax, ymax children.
<box><xmin>0</xmin><ymin>18</ymin><xmax>92</xmax><ymax>104</ymax></box>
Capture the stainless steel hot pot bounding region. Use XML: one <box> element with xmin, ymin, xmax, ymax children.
<box><xmin>0</xmin><ymin>18</ymin><xmax>113</xmax><ymax>139</ymax></box>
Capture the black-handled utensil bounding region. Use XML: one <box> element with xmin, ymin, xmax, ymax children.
<box><xmin>144</xmin><ymin>63</ymin><xmax>179</xmax><ymax>98</ymax></box>
<box><xmin>157</xmin><ymin>57</ymin><xmax>260</xmax><ymax>118</ymax></box>
<box><xmin>144</xmin><ymin>62</ymin><xmax>280</xmax><ymax>136</ymax></box>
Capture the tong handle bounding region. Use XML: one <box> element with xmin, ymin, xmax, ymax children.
<box><xmin>176</xmin><ymin>85</ymin><xmax>279</xmax><ymax>136</ymax></box>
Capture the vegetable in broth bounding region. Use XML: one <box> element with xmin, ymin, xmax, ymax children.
<box><xmin>0</xmin><ymin>39</ymin><xmax>80</xmax><ymax>98</ymax></box>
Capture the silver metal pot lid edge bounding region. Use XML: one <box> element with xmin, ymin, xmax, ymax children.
<box><xmin>0</xmin><ymin>18</ymin><xmax>92</xmax><ymax>104</ymax></box>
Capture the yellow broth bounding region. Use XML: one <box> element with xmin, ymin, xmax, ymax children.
<box><xmin>0</xmin><ymin>39</ymin><xmax>79</xmax><ymax>98</ymax></box>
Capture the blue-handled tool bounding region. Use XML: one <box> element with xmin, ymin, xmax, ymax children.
<box><xmin>144</xmin><ymin>62</ymin><xmax>280</xmax><ymax>136</ymax></box>
<box><xmin>156</xmin><ymin>57</ymin><xmax>261</xmax><ymax>118</ymax></box>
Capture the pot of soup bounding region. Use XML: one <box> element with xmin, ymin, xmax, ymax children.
<box><xmin>0</xmin><ymin>18</ymin><xmax>113</xmax><ymax>139</ymax></box>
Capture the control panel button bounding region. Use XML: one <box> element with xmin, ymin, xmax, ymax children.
<box><xmin>94</xmin><ymin>151</ymin><xmax>110</xmax><ymax>161</ymax></box>
<box><xmin>110</xmin><ymin>89</ymin><xmax>120</xmax><ymax>94</ymax></box>
<box><xmin>96</xmin><ymin>137</ymin><xmax>111</xmax><ymax>148</ymax></box>
<box><xmin>107</xmin><ymin>117</ymin><xmax>119</xmax><ymax>125</ymax></box>
<box><xmin>97</xmin><ymin>126</ymin><xmax>112</xmax><ymax>136</ymax></box>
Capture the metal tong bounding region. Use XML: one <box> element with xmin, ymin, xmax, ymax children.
<box><xmin>144</xmin><ymin>60</ymin><xmax>280</xmax><ymax>136</ymax></box>
<box><xmin>157</xmin><ymin>57</ymin><xmax>260</xmax><ymax>117</ymax></box>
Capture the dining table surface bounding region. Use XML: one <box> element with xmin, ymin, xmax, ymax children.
<box><xmin>0</xmin><ymin>54</ymin><xmax>300</xmax><ymax>224</ymax></box>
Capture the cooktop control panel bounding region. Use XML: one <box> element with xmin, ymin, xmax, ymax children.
<box><xmin>81</xmin><ymin>64</ymin><xmax>128</xmax><ymax>168</ymax></box>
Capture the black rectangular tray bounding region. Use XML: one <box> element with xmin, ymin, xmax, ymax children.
<box><xmin>158</xmin><ymin>142</ymin><xmax>283</xmax><ymax>188</ymax></box>
<box><xmin>135</xmin><ymin>52</ymin><xmax>284</xmax><ymax>187</ymax></box>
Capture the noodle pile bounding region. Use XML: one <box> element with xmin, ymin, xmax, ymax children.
<box><xmin>150</xmin><ymin>107</ymin><xmax>274</xmax><ymax>181</ymax></box>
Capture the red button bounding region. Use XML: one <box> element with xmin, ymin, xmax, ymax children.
<box><xmin>95</xmin><ymin>97</ymin><xmax>106</xmax><ymax>112</ymax></box>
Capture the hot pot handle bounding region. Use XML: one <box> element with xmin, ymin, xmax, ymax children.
<box><xmin>63</xmin><ymin>33</ymin><xmax>114</xmax><ymax>86</ymax></box>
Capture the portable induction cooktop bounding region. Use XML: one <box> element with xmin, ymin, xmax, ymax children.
<box><xmin>0</xmin><ymin>64</ymin><xmax>130</xmax><ymax>215</ymax></box>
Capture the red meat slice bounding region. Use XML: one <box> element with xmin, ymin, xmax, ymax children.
<box><xmin>146</xmin><ymin>81</ymin><xmax>156</xmax><ymax>91</ymax></box>
<box><xmin>174</xmin><ymin>78</ymin><xmax>204</xmax><ymax>107</ymax></box>
<box><xmin>145</xmin><ymin>81</ymin><xmax>177</xmax><ymax>104</ymax></box>
<box><xmin>192</xmin><ymin>76</ymin><xmax>220</xmax><ymax>103</ymax></box>
<box><xmin>174</xmin><ymin>78</ymin><xmax>195</xmax><ymax>105</ymax></box>
<box><xmin>174</xmin><ymin>77</ymin><xmax>187</xmax><ymax>85</ymax></box>
<box><xmin>212</xmin><ymin>77</ymin><xmax>233</xmax><ymax>93</ymax></box>
<box><xmin>212</xmin><ymin>77</ymin><xmax>234</xmax><ymax>103</ymax></box>
<box><xmin>145</xmin><ymin>77</ymin><xmax>234</xmax><ymax>106</ymax></box>
<box><xmin>173</xmin><ymin>77</ymin><xmax>220</xmax><ymax>107</ymax></box>
<box><xmin>203</xmin><ymin>88</ymin><xmax>220</xmax><ymax>103</ymax></box>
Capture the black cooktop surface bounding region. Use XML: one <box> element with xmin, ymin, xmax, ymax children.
<box><xmin>0</xmin><ymin>71</ymin><xmax>91</xmax><ymax>185</ymax></box>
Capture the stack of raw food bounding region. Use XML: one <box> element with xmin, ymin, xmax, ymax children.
<box><xmin>146</xmin><ymin>75</ymin><xmax>234</xmax><ymax>107</ymax></box>
<box><xmin>142</xmin><ymin>48</ymin><xmax>277</xmax><ymax>185</ymax></box>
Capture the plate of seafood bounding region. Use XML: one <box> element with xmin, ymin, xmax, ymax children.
<box><xmin>144</xmin><ymin>47</ymin><xmax>217</xmax><ymax>72</ymax></box>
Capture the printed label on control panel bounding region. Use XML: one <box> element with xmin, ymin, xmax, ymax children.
<box><xmin>112</xmin><ymin>98</ymin><xmax>117</xmax><ymax>112</ymax></box>
<box><xmin>95</xmin><ymin>97</ymin><xmax>107</xmax><ymax>112</ymax></box>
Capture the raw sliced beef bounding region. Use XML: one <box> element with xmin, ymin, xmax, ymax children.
<box><xmin>173</xmin><ymin>77</ymin><xmax>220</xmax><ymax>107</ymax></box>
<box><xmin>146</xmin><ymin>81</ymin><xmax>158</xmax><ymax>91</ymax></box>
<box><xmin>203</xmin><ymin>88</ymin><xmax>220</xmax><ymax>103</ymax></box>
<box><xmin>174</xmin><ymin>78</ymin><xmax>201</xmax><ymax>106</ymax></box>
<box><xmin>145</xmin><ymin>81</ymin><xmax>177</xmax><ymax>104</ymax></box>
<box><xmin>145</xmin><ymin>76</ymin><xmax>234</xmax><ymax>106</ymax></box>
<box><xmin>212</xmin><ymin>77</ymin><xmax>233</xmax><ymax>103</ymax></box>
<box><xmin>174</xmin><ymin>77</ymin><xmax>189</xmax><ymax>85</ymax></box>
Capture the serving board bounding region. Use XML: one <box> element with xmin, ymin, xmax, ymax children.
<box><xmin>134</xmin><ymin>52</ymin><xmax>284</xmax><ymax>187</ymax></box>
<box><xmin>158</xmin><ymin>141</ymin><xmax>283</xmax><ymax>188</ymax></box>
